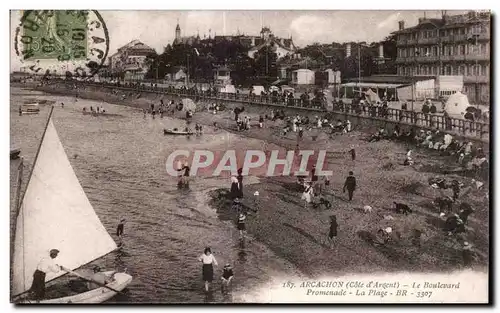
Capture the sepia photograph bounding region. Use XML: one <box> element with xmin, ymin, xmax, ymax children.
<box><xmin>9</xmin><ymin>8</ymin><xmax>490</xmax><ymax>304</ymax></box>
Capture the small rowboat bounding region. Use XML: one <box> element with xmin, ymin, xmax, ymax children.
<box><xmin>20</xmin><ymin>103</ymin><xmax>40</xmax><ymax>115</ymax></box>
<box><xmin>164</xmin><ymin>129</ymin><xmax>194</xmax><ymax>136</ymax></box>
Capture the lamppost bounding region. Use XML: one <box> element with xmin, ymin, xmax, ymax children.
<box><xmin>355</xmin><ymin>42</ymin><xmax>370</xmax><ymax>97</ymax></box>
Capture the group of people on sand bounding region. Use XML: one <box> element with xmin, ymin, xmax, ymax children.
<box><xmin>297</xmin><ymin>165</ymin><xmax>360</xmax><ymax>248</ymax></box>
<box><xmin>364</xmin><ymin>126</ymin><xmax>485</xmax><ymax>266</ymax></box>
<box><xmin>365</xmin><ymin>123</ymin><xmax>488</xmax><ymax>171</ymax></box>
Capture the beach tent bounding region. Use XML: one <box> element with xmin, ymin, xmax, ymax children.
<box><xmin>364</xmin><ymin>89</ymin><xmax>381</xmax><ymax>105</ymax></box>
<box><xmin>444</xmin><ymin>92</ymin><xmax>470</xmax><ymax>118</ymax></box>
<box><xmin>220</xmin><ymin>84</ymin><xmax>236</xmax><ymax>93</ymax></box>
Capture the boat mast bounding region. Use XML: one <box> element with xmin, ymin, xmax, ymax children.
<box><xmin>11</xmin><ymin>106</ymin><xmax>54</xmax><ymax>300</ymax></box>
<box><xmin>16</xmin><ymin>106</ymin><xmax>54</xmax><ymax>219</ymax></box>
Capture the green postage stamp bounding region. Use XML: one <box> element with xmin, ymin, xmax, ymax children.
<box><xmin>14</xmin><ymin>10</ymin><xmax>109</xmax><ymax>77</ymax></box>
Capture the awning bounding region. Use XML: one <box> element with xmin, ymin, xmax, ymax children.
<box><xmin>340</xmin><ymin>82</ymin><xmax>405</xmax><ymax>89</ymax></box>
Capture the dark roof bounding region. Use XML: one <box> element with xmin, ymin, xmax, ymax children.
<box><xmin>214</xmin><ymin>66</ymin><xmax>231</xmax><ymax>72</ymax></box>
<box><xmin>392</xmin><ymin>18</ymin><xmax>445</xmax><ymax>34</ymax></box>
<box><xmin>347</xmin><ymin>75</ymin><xmax>436</xmax><ymax>84</ymax></box>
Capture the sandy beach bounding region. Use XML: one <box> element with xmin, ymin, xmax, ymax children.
<box><xmin>16</xmin><ymin>83</ymin><xmax>489</xmax><ymax>279</ymax></box>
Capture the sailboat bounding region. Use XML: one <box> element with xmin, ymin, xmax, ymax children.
<box><xmin>11</xmin><ymin>107</ymin><xmax>132</xmax><ymax>303</ymax></box>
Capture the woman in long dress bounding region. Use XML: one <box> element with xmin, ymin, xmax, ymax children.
<box><xmin>327</xmin><ymin>215</ymin><xmax>338</xmax><ymax>248</ymax></box>
<box><xmin>230</xmin><ymin>176</ymin><xmax>240</xmax><ymax>200</ymax></box>
<box><xmin>198</xmin><ymin>247</ymin><xmax>218</xmax><ymax>292</ymax></box>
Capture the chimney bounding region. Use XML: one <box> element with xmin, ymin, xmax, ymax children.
<box><xmin>346</xmin><ymin>42</ymin><xmax>351</xmax><ymax>58</ymax></box>
<box><xmin>398</xmin><ymin>21</ymin><xmax>405</xmax><ymax>30</ymax></box>
<box><xmin>418</xmin><ymin>17</ymin><xmax>424</xmax><ymax>24</ymax></box>
<box><xmin>379</xmin><ymin>44</ymin><xmax>384</xmax><ymax>58</ymax></box>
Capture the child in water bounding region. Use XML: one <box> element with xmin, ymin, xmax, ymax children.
<box><xmin>220</xmin><ymin>264</ymin><xmax>234</xmax><ymax>295</ymax></box>
<box><xmin>116</xmin><ymin>219</ymin><xmax>126</xmax><ymax>246</ymax></box>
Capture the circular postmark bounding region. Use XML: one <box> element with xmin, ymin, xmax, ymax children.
<box><xmin>14</xmin><ymin>10</ymin><xmax>110</xmax><ymax>78</ymax></box>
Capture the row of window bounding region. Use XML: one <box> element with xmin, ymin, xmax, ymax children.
<box><xmin>397</xmin><ymin>64</ymin><xmax>489</xmax><ymax>76</ymax></box>
<box><xmin>398</xmin><ymin>43</ymin><xmax>489</xmax><ymax>57</ymax></box>
<box><xmin>398</xmin><ymin>24</ymin><xmax>488</xmax><ymax>41</ymax></box>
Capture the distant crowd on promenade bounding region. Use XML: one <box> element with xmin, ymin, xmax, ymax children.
<box><xmin>34</xmin><ymin>78</ymin><xmax>490</xmax><ymax>140</ymax></box>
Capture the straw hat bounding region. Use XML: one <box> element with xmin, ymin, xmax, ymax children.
<box><xmin>50</xmin><ymin>249</ymin><xmax>60</xmax><ymax>255</ymax></box>
<box><xmin>254</xmin><ymin>191</ymin><xmax>259</xmax><ymax>196</ymax></box>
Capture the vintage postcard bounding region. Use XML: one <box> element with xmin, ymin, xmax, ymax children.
<box><xmin>10</xmin><ymin>9</ymin><xmax>490</xmax><ymax>304</ymax></box>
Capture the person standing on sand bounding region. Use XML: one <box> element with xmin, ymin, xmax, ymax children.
<box><xmin>462</xmin><ymin>242</ymin><xmax>475</xmax><ymax>267</ymax></box>
<box><xmin>311</xmin><ymin>165</ymin><xmax>318</xmax><ymax>187</ymax></box>
<box><xmin>451</xmin><ymin>180</ymin><xmax>461</xmax><ymax>202</ymax></box>
<box><xmin>343</xmin><ymin>171</ymin><xmax>356</xmax><ymax>201</ymax></box>
<box><xmin>327</xmin><ymin>215</ymin><xmax>338</xmax><ymax>248</ymax></box>
<box><xmin>230</xmin><ymin>176</ymin><xmax>241</xmax><ymax>200</ymax></box>
<box><xmin>237</xmin><ymin>212</ymin><xmax>248</xmax><ymax>240</ymax></box>
<box><xmin>350</xmin><ymin>147</ymin><xmax>356</xmax><ymax>161</ymax></box>
<box><xmin>198</xmin><ymin>247</ymin><xmax>218</xmax><ymax>292</ymax></box>
<box><xmin>301</xmin><ymin>182</ymin><xmax>314</xmax><ymax>208</ymax></box>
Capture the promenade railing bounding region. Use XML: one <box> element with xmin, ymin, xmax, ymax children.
<box><xmin>40</xmin><ymin>79</ymin><xmax>491</xmax><ymax>141</ymax></box>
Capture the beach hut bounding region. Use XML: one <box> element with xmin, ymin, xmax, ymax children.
<box><xmin>444</xmin><ymin>91</ymin><xmax>471</xmax><ymax>118</ymax></box>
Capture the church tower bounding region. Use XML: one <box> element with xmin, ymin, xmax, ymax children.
<box><xmin>175</xmin><ymin>19</ymin><xmax>181</xmax><ymax>43</ymax></box>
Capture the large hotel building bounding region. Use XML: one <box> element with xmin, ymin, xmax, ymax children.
<box><xmin>392</xmin><ymin>11</ymin><xmax>490</xmax><ymax>104</ymax></box>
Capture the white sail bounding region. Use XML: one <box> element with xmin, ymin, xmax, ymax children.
<box><xmin>12</xmin><ymin>118</ymin><xmax>117</xmax><ymax>296</ymax></box>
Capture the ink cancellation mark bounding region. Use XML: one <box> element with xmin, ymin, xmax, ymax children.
<box><xmin>14</xmin><ymin>10</ymin><xmax>109</xmax><ymax>77</ymax></box>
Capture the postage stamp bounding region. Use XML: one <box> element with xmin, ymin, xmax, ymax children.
<box><xmin>14</xmin><ymin>10</ymin><xmax>109</xmax><ymax>77</ymax></box>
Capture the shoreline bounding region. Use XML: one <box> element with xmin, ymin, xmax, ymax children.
<box><xmin>15</xmin><ymin>83</ymin><xmax>489</xmax><ymax>279</ymax></box>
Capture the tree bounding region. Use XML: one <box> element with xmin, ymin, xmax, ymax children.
<box><xmin>254</xmin><ymin>44</ymin><xmax>278</xmax><ymax>79</ymax></box>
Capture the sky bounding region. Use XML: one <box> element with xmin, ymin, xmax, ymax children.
<box><xmin>10</xmin><ymin>10</ymin><xmax>467</xmax><ymax>71</ymax></box>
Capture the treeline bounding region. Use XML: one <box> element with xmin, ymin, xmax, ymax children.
<box><xmin>143</xmin><ymin>34</ymin><xmax>397</xmax><ymax>86</ymax></box>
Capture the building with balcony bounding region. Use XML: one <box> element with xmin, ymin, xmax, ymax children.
<box><xmin>109</xmin><ymin>40</ymin><xmax>156</xmax><ymax>81</ymax></box>
<box><xmin>392</xmin><ymin>11</ymin><xmax>491</xmax><ymax>104</ymax></box>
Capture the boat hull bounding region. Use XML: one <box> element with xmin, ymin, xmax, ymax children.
<box><xmin>21</xmin><ymin>111</ymin><xmax>40</xmax><ymax>115</ymax></box>
<box><xmin>20</xmin><ymin>272</ymin><xmax>132</xmax><ymax>304</ymax></box>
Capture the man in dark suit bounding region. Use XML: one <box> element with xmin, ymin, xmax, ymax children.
<box><xmin>343</xmin><ymin>171</ymin><xmax>357</xmax><ymax>201</ymax></box>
